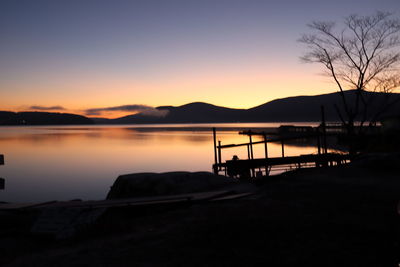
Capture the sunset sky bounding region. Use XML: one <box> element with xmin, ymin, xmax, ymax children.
<box><xmin>1</xmin><ymin>0</ymin><xmax>399</xmax><ymax>118</ymax></box>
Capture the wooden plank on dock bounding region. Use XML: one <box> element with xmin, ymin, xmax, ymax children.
<box><xmin>215</xmin><ymin>153</ymin><xmax>351</xmax><ymax>177</ymax></box>
<box><xmin>221</xmin><ymin>153</ymin><xmax>350</xmax><ymax>168</ymax></box>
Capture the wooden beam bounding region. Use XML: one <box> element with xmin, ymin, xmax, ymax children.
<box><xmin>249</xmin><ymin>135</ymin><xmax>254</xmax><ymax>160</ymax></box>
<box><xmin>263</xmin><ymin>134</ymin><xmax>268</xmax><ymax>159</ymax></box>
<box><xmin>0</xmin><ymin>154</ymin><xmax>3</xmax><ymax>165</ymax></box>
<box><xmin>217</xmin><ymin>133</ymin><xmax>323</xmax><ymax>149</ymax></box>
<box><xmin>212</xmin><ymin>128</ymin><xmax>218</xmax><ymax>174</ymax></box>
<box><xmin>321</xmin><ymin>106</ymin><xmax>328</xmax><ymax>154</ymax></box>
<box><xmin>216</xmin><ymin>153</ymin><xmax>351</xmax><ymax>169</ymax></box>
<box><xmin>218</xmin><ymin>141</ymin><xmax>222</xmax><ymax>166</ymax></box>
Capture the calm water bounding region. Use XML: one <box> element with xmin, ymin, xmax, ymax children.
<box><xmin>0</xmin><ymin>123</ymin><xmax>320</xmax><ymax>202</ymax></box>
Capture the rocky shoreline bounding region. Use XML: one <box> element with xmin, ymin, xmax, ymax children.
<box><xmin>1</xmin><ymin>158</ymin><xmax>400</xmax><ymax>266</ymax></box>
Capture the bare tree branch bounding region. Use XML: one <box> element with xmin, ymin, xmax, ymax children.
<box><xmin>299</xmin><ymin>11</ymin><xmax>400</xmax><ymax>135</ymax></box>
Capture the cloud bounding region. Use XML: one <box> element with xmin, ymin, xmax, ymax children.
<box><xmin>84</xmin><ymin>104</ymin><xmax>169</xmax><ymax>117</ymax></box>
<box><xmin>29</xmin><ymin>105</ymin><xmax>66</xmax><ymax>111</ymax></box>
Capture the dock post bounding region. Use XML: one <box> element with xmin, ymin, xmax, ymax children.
<box><xmin>249</xmin><ymin>134</ymin><xmax>255</xmax><ymax>177</ymax></box>
<box><xmin>316</xmin><ymin>134</ymin><xmax>321</xmax><ymax>167</ymax></box>
<box><xmin>263</xmin><ymin>134</ymin><xmax>268</xmax><ymax>158</ymax></box>
<box><xmin>263</xmin><ymin>134</ymin><xmax>269</xmax><ymax>176</ymax></box>
<box><xmin>212</xmin><ymin>128</ymin><xmax>218</xmax><ymax>174</ymax></box>
<box><xmin>218</xmin><ymin>141</ymin><xmax>222</xmax><ymax>167</ymax></box>
<box><xmin>281</xmin><ymin>140</ymin><xmax>285</xmax><ymax>157</ymax></box>
<box><xmin>321</xmin><ymin>106</ymin><xmax>328</xmax><ymax>154</ymax></box>
<box><xmin>249</xmin><ymin>135</ymin><xmax>254</xmax><ymax>160</ymax></box>
<box><xmin>246</xmin><ymin>144</ymin><xmax>255</xmax><ymax>177</ymax></box>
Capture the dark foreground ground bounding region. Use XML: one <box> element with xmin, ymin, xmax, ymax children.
<box><xmin>1</xmin><ymin>162</ymin><xmax>400</xmax><ymax>267</ymax></box>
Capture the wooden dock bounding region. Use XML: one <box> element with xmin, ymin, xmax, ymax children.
<box><xmin>214</xmin><ymin>153</ymin><xmax>351</xmax><ymax>178</ymax></box>
<box><xmin>212</xmin><ymin>122</ymin><xmax>351</xmax><ymax>178</ymax></box>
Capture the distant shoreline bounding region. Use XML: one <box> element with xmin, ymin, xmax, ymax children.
<box><xmin>0</xmin><ymin>122</ymin><xmax>323</xmax><ymax>132</ymax></box>
<box><xmin>2</xmin><ymin>90</ymin><xmax>399</xmax><ymax>126</ymax></box>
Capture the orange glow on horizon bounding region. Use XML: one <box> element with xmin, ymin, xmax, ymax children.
<box><xmin>1</xmin><ymin>67</ymin><xmax>340</xmax><ymax>118</ymax></box>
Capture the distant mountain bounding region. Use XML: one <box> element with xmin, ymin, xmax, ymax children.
<box><xmin>110</xmin><ymin>102</ymin><xmax>247</xmax><ymax>124</ymax></box>
<box><xmin>248</xmin><ymin>90</ymin><xmax>400</xmax><ymax>122</ymax></box>
<box><xmin>2</xmin><ymin>90</ymin><xmax>399</xmax><ymax>125</ymax></box>
<box><xmin>0</xmin><ymin>111</ymin><xmax>94</xmax><ymax>125</ymax></box>
<box><xmin>98</xmin><ymin>90</ymin><xmax>400</xmax><ymax>124</ymax></box>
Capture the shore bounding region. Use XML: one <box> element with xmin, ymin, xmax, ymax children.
<box><xmin>1</xmin><ymin>160</ymin><xmax>400</xmax><ymax>266</ymax></box>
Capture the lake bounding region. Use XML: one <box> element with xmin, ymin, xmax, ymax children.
<box><xmin>0</xmin><ymin>123</ymin><xmax>321</xmax><ymax>202</ymax></box>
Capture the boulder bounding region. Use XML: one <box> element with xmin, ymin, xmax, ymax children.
<box><xmin>106</xmin><ymin>172</ymin><xmax>237</xmax><ymax>200</ymax></box>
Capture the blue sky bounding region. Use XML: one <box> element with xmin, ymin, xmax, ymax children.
<box><xmin>1</xmin><ymin>0</ymin><xmax>399</xmax><ymax>117</ymax></box>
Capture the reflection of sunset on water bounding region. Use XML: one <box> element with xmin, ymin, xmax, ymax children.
<box><xmin>0</xmin><ymin>125</ymin><xmax>319</xmax><ymax>202</ymax></box>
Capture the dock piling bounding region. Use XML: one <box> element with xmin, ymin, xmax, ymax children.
<box><xmin>249</xmin><ymin>135</ymin><xmax>254</xmax><ymax>160</ymax></box>
<box><xmin>263</xmin><ymin>134</ymin><xmax>268</xmax><ymax>159</ymax></box>
<box><xmin>212</xmin><ymin>128</ymin><xmax>218</xmax><ymax>174</ymax></box>
<box><xmin>218</xmin><ymin>141</ymin><xmax>222</xmax><ymax>167</ymax></box>
<box><xmin>321</xmin><ymin>106</ymin><xmax>328</xmax><ymax>154</ymax></box>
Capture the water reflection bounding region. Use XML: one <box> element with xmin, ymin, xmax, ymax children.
<box><xmin>0</xmin><ymin>124</ymin><xmax>320</xmax><ymax>202</ymax></box>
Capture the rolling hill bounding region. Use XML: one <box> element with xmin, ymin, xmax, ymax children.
<box><xmin>0</xmin><ymin>111</ymin><xmax>94</xmax><ymax>125</ymax></box>
<box><xmin>96</xmin><ymin>90</ymin><xmax>400</xmax><ymax>124</ymax></box>
<box><xmin>2</xmin><ymin>90</ymin><xmax>399</xmax><ymax>125</ymax></box>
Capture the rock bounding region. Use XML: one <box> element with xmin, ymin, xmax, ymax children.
<box><xmin>106</xmin><ymin>172</ymin><xmax>237</xmax><ymax>199</ymax></box>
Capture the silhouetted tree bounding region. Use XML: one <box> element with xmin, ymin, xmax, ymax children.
<box><xmin>300</xmin><ymin>11</ymin><xmax>400</xmax><ymax>140</ymax></box>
